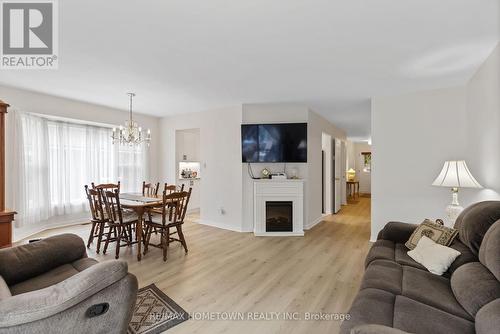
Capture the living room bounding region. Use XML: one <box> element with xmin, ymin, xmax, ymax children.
<box><xmin>0</xmin><ymin>1</ymin><xmax>499</xmax><ymax>334</ymax></box>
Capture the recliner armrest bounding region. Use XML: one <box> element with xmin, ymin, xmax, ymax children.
<box><xmin>0</xmin><ymin>234</ymin><xmax>87</xmax><ymax>286</ymax></box>
<box><xmin>351</xmin><ymin>324</ymin><xmax>411</xmax><ymax>334</ymax></box>
<box><xmin>377</xmin><ymin>222</ymin><xmax>418</xmax><ymax>243</ymax></box>
<box><xmin>0</xmin><ymin>260</ymin><xmax>129</xmax><ymax>327</ymax></box>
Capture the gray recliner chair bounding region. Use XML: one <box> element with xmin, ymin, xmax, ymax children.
<box><xmin>0</xmin><ymin>234</ymin><xmax>138</xmax><ymax>334</ymax></box>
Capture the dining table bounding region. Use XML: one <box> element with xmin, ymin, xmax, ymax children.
<box><xmin>119</xmin><ymin>193</ymin><xmax>163</xmax><ymax>261</ymax></box>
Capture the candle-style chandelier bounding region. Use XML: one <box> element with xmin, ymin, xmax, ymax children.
<box><xmin>112</xmin><ymin>93</ymin><xmax>151</xmax><ymax>146</ymax></box>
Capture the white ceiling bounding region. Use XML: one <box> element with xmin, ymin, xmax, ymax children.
<box><xmin>0</xmin><ymin>0</ymin><xmax>498</xmax><ymax>139</ymax></box>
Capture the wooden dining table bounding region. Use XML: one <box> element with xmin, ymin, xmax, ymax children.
<box><xmin>119</xmin><ymin>193</ymin><xmax>163</xmax><ymax>261</ymax></box>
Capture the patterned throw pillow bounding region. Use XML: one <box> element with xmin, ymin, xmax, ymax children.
<box><xmin>405</xmin><ymin>219</ymin><xmax>459</xmax><ymax>250</ymax></box>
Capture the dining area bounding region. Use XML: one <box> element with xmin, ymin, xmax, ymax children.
<box><xmin>84</xmin><ymin>181</ymin><xmax>192</xmax><ymax>262</ymax></box>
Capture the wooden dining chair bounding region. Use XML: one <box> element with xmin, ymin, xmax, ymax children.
<box><xmin>101</xmin><ymin>189</ymin><xmax>138</xmax><ymax>259</ymax></box>
<box><xmin>143</xmin><ymin>188</ymin><xmax>191</xmax><ymax>261</ymax></box>
<box><xmin>143</xmin><ymin>182</ymin><xmax>160</xmax><ymax>196</ymax></box>
<box><xmin>84</xmin><ymin>185</ymin><xmax>107</xmax><ymax>253</ymax></box>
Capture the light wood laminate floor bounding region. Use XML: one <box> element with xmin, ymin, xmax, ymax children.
<box><xmin>22</xmin><ymin>197</ymin><xmax>372</xmax><ymax>334</ymax></box>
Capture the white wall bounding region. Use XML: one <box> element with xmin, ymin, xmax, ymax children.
<box><xmin>372</xmin><ymin>86</ymin><xmax>467</xmax><ymax>240</ymax></box>
<box><xmin>160</xmin><ymin>106</ymin><xmax>243</xmax><ymax>232</ymax></box>
<box><xmin>307</xmin><ymin>110</ymin><xmax>346</xmax><ymax>228</ymax></box>
<box><xmin>322</xmin><ymin>133</ymin><xmax>333</xmax><ymax>214</ymax></box>
<box><xmin>372</xmin><ymin>45</ymin><xmax>500</xmax><ymax>240</ymax></box>
<box><xmin>346</xmin><ymin>140</ymin><xmax>356</xmax><ymax>170</ymax></box>
<box><xmin>464</xmin><ymin>44</ymin><xmax>500</xmax><ymax>203</ymax></box>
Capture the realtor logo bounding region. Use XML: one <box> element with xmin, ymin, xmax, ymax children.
<box><xmin>1</xmin><ymin>0</ymin><xmax>58</xmax><ymax>69</ymax></box>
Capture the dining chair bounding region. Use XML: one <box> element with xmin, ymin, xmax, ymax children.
<box><xmin>143</xmin><ymin>188</ymin><xmax>192</xmax><ymax>261</ymax></box>
<box><xmin>100</xmin><ymin>189</ymin><xmax>138</xmax><ymax>259</ymax></box>
<box><xmin>84</xmin><ymin>185</ymin><xmax>107</xmax><ymax>253</ymax></box>
<box><xmin>143</xmin><ymin>181</ymin><xmax>160</xmax><ymax>196</ymax></box>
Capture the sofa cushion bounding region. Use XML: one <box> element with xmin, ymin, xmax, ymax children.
<box><xmin>365</xmin><ymin>240</ymin><xmax>426</xmax><ymax>271</ymax></box>
<box><xmin>0</xmin><ymin>276</ymin><xmax>11</xmax><ymax>300</ymax></box>
<box><xmin>9</xmin><ymin>258</ymin><xmax>98</xmax><ymax>296</ymax></box>
<box><xmin>451</xmin><ymin>262</ymin><xmax>500</xmax><ymax>317</ymax></box>
<box><xmin>402</xmin><ymin>265</ymin><xmax>472</xmax><ymax>320</ymax></box>
<box><xmin>0</xmin><ymin>234</ymin><xmax>87</xmax><ymax>286</ymax></box>
<box><xmin>454</xmin><ymin>201</ymin><xmax>500</xmax><ymax>256</ymax></box>
<box><xmin>447</xmin><ymin>238</ymin><xmax>478</xmax><ymax>274</ymax></box>
<box><xmin>475</xmin><ymin>299</ymin><xmax>500</xmax><ymax>334</ymax></box>
<box><xmin>376</xmin><ymin>222</ymin><xmax>419</xmax><ymax>244</ymax></box>
<box><xmin>361</xmin><ymin>260</ymin><xmax>402</xmax><ymax>295</ymax></box>
<box><xmin>393</xmin><ymin>295</ymin><xmax>475</xmax><ymax>334</ymax></box>
<box><xmin>478</xmin><ymin>220</ymin><xmax>500</xmax><ymax>281</ymax></box>
<box><xmin>340</xmin><ymin>288</ymin><xmax>396</xmax><ymax>334</ymax></box>
<box><xmin>362</xmin><ymin>260</ymin><xmax>472</xmax><ymax>320</ymax></box>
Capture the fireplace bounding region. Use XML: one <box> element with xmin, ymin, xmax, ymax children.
<box><xmin>266</xmin><ymin>201</ymin><xmax>293</xmax><ymax>232</ymax></box>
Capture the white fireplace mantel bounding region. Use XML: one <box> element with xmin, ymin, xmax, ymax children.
<box><xmin>253</xmin><ymin>179</ymin><xmax>305</xmax><ymax>236</ymax></box>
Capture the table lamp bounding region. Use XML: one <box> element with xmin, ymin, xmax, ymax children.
<box><xmin>347</xmin><ymin>168</ymin><xmax>356</xmax><ymax>181</ymax></box>
<box><xmin>432</xmin><ymin>160</ymin><xmax>482</xmax><ymax>223</ymax></box>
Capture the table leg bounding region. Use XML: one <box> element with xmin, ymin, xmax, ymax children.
<box><xmin>136</xmin><ymin>208</ymin><xmax>144</xmax><ymax>261</ymax></box>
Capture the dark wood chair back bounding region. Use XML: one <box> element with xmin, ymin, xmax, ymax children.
<box><xmin>85</xmin><ymin>185</ymin><xmax>106</xmax><ymax>221</ymax></box>
<box><xmin>156</xmin><ymin>191</ymin><xmax>186</xmax><ymax>226</ymax></box>
<box><xmin>177</xmin><ymin>188</ymin><xmax>192</xmax><ymax>222</ymax></box>
<box><xmin>101</xmin><ymin>189</ymin><xmax>124</xmax><ymax>225</ymax></box>
<box><xmin>143</xmin><ymin>181</ymin><xmax>160</xmax><ymax>196</ymax></box>
<box><xmin>164</xmin><ymin>183</ymin><xmax>185</xmax><ymax>194</ymax></box>
<box><xmin>92</xmin><ymin>182</ymin><xmax>121</xmax><ymax>193</ymax></box>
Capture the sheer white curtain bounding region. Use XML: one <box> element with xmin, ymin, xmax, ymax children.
<box><xmin>13</xmin><ymin>112</ymin><xmax>51</xmax><ymax>227</ymax></box>
<box><xmin>13</xmin><ymin>111</ymin><xmax>148</xmax><ymax>229</ymax></box>
<box><xmin>118</xmin><ymin>143</ymin><xmax>148</xmax><ymax>193</ymax></box>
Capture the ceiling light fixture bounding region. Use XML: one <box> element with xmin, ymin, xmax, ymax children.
<box><xmin>112</xmin><ymin>93</ymin><xmax>151</xmax><ymax>146</ymax></box>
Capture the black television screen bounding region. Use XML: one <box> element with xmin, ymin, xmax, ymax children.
<box><xmin>241</xmin><ymin>123</ymin><xmax>307</xmax><ymax>163</ymax></box>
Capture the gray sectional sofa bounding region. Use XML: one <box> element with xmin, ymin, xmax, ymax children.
<box><xmin>0</xmin><ymin>234</ymin><xmax>138</xmax><ymax>334</ymax></box>
<box><xmin>341</xmin><ymin>201</ymin><xmax>500</xmax><ymax>334</ymax></box>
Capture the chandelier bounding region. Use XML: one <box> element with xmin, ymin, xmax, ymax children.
<box><xmin>112</xmin><ymin>93</ymin><xmax>151</xmax><ymax>146</ymax></box>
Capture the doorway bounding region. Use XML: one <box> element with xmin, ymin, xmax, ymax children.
<box><xmin>346</xmin><ymin>141</ymin><xmax>371</xmax><ymax>201</ymax></box>
<box><xmin>321</xmin><ymin>133</ymin><xmax>333</xmax><ymax>215</ymax></box>
<box><xmin>175</xmin><ymin>128</ymin><xmax>201</xmax><ymax>213</ymax></box>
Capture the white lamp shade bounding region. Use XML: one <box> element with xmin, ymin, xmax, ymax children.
<box><xmin>432</xmin><ymin>160</ymin><xmax>482</xmax><ymax>188</ymax></box>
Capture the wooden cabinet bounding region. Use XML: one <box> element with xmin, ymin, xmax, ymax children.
<box><xmin>0</xmin><ymin>100</ymin><xmax>16</xmax><ymax>248</ymax></box>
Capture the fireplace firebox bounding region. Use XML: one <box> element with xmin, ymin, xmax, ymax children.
<box><xmin>266</xmin><ymin>201</ymin><xmax>293</xmax><ymax>232</ymax></box>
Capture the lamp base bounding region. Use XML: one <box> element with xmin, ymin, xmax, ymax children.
<box><xmin>445</xmin><ymin>204</ymin><xmax>463</xmax><ymax>226</ymax></box>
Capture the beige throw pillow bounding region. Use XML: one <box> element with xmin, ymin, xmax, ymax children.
<box><xmin>405</xmin><ymin>219</ymin><xmax>458</xmax><ymax>250</ymax></box>
<box><xmin>407</xmin><ymin>236</ymin><xmax>461</xmax><ymax>275</ymax></box>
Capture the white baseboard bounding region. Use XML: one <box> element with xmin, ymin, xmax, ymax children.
<box><xmin>304</xmin><ymin>214</ymin><xmax>327</xmax><ymax>230</ymax></box>
<box><xmin>254</xmin><ymin>231</ymin><xmax>304</xmax><ymax>237</ymax></box>
<box><xmin>193</xmin><ymin>218</ymin><xmax>242</xmax><ymax>232</ymax></box>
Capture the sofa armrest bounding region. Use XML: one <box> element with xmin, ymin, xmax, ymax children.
<box><xmin>0</xmin><ymin>260</ymin><xmax>128</xmax><ymax>327</ymax></box>
<box><xmin>0</xmin><ymin>234</ymin><xmax>87</xmax><ymax>286</ymax></box>
<box><xmin>351</xmin><ymin>324</ymin><xmax>411</xmax><ymax>334</ymax></box>
<box><xmin>377</xmin><ymin>222</ymin><xmax>418</xmax><ymax>243</ymax></box>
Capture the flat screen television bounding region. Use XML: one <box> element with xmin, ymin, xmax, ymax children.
<box><xmin>241</xmin><ymin>123</ymin><xmax>307</xmax><ymax>163</ymax></box>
